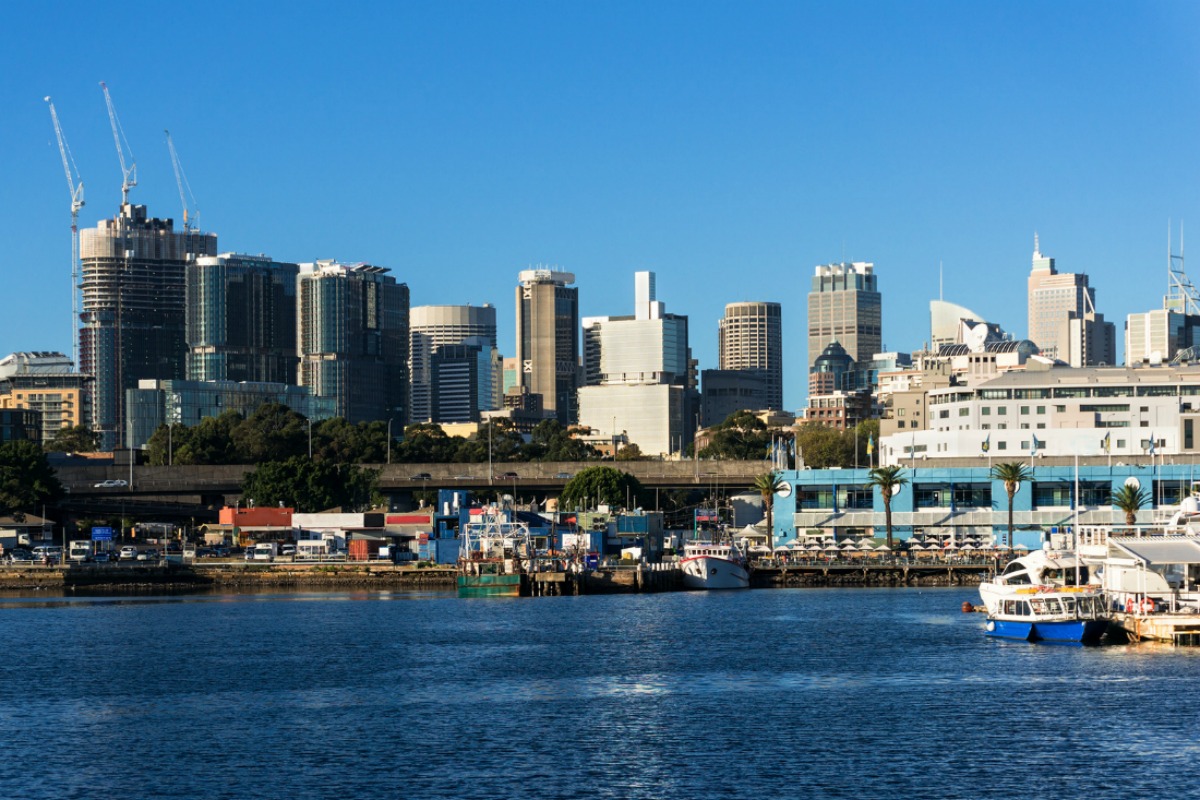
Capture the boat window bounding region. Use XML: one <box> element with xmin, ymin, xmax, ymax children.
<box><xmin>1044</xmin><ymin>597</ymin><xmax>1063</xmax><ymax>615</ymax></box>
<box><xmin>1008</xmin><ymin>571</ymin><xmax>1032</xmax><ymax>585</ymax></box>
<box><xmin>1061</xmin><ymin>597</ymin><xmax>1076</xmax><ymax>615</ymax></box>
<box><xmin>1019</xmin><ymin>601</ymin><xmax>1032</xmax><ymax>616</ymax></box>
<box><xmin>1001</xmin><ymin>561</ymin><xmax>1025</xmax><ymax>576</ymax></box>
<box><xmin>1030</xmin><ymin>598</ymin><xmax>1048</xmax><ymax>614</ymax></box>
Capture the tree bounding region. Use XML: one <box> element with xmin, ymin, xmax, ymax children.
<box><xmin>866</xmin><ymin>465</ymin><xmax>908</xmax><ymax>550</ymax></box>
<box><xmin>240</xmin><ymin>457</ymin><xmax>379</xmax><ymax>513</ymax></box>
<box><xmin>393</xmin><ymin>423</ymin><xmax>462</xmax><ymax>463</ymax></box>
<box><xmin>44</xmin><ymin>424</ymin><xmax>101</xmax><ymax>453</ymax></box>
<box><xmin>698</xmin><ymin>410</ymin><xmax>770</xmax><ymax>460</ymax></box>
<box><xmin>991</xmin><ymin>462</ymin><xmax>1033</xmax><ymax>554</ymax></box>
<box><xmin>794</xmin><ymin>423</ymin><xmax>850</xmax><ymax>469</ymax></box>
<box><xmin>0</xmin><ymin>441</ymin><xmax>63</xmax><ymax>519</ymax></box>
<box><xmin>523</xmin><ymin>420</ymin><xmax>598</xmax><ymax>461</ymax></box>
<box><xmin>615</xmin><ymin>443</ymin><xmax>646</xmax><ymax>461</ymax></box>
<box><xmin>230</xmin><ymin>403</ymin><xmax>309</xmax><ymax>463</ymax></box>
<box><xmin>311</xmin><ymin>417</ymin><xmax>387</xmax><ymax>464</ymax></box>
<box><xmin>1111</xmin><ymin>483</ymin><xmax>1150</xmax><ymax>528</ymax></box>
<box><xmin>561</xmin><ymin>466</ymin><xmax>642</xmax><ymax>510</ymax></box>
<box><xmin>752</xmin><ymin>471</ymin><xmax>785</xmax><ymax>557</ymax></box>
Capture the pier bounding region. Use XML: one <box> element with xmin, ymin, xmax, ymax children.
<box><xmin>752</xmin><ymin>558</ymin><xmax>1000</xmax><ymax>588</ymax></box>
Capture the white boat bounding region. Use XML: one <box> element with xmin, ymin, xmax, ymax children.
<box><xmin>978</xmin><ymin>548</ymin><xmax>1095</xmax><ymax>615</ymax></box>
<box><xmin>984</xmin><ymin>585</ymin><xmax>1109</xmax><ymax>645</ymax></box>
<box><xmin>680</xmin><ymin>539</ymin><xmax>749</xmax><ymax>590</ymax></box>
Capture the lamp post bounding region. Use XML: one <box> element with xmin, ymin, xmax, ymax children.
<box><xmin>387</xmin><ymin>418</ymin><xmax>393</xmax><ymax>465</ymax></box>
<box><xmin>307</xmin><ymin>418</ymin><xmax>313</xmax><ymax>459</ymax></box>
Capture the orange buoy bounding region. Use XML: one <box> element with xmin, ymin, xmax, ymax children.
<box><xmin>962</xmin><ymin>601</ymin><xmax>975</xmax><ymax>613</ymax></box>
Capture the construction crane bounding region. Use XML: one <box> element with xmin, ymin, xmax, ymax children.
<box><xmin>164</xmin><ymin>129</ymin><xmax>198</xmax><ymax>232</ymax></box>
<box><xmin>99</xmin><ymin>81</ymin><xmax>137</xmax><ymax>204</ymax></box>
<box><xmin>45</xmin><ymin>96</ymin><xmax>85</xmax><ymax>368</ymax></box>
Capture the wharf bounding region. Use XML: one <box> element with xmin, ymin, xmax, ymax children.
<box><xmin>1112</xmin><ymin>611</ymin><xmax>1200</xmax><ymax>645</ymax></box>
<box><xmin>752</xmin><ymin>559</ymin><xmax>999</xmax><ymax>588</ymax></box>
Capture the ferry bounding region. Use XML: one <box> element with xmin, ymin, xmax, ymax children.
<box><xmin>680</xmin><ymin>539</ymin><xmax>749</xmax><ymax>590</ymax></box>
<box><xmin>984</xmin><ymin>586</ymin><xmax>1109</xmax><ymax>644</ymax></box>
<box><xmin>978</xmin><ymin>548</ymin><xmax>1095</xmax><ymax>615</ymax></box>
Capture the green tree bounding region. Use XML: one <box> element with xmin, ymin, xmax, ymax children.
<box><xmin>991</xmin><ymin>462</ymin><xmax>1034</xmax><ymax>554</ymax></box>
<box><xmin>615</xmin><ymin>443</ymin><xmax>646</xmax><ymax>461</ymax></box>
<box><xmin>561</xmin><ymin>465</ymin><xmax>642</xmax><ymax>510</ymax></box>
<box><xmin>240</xmin><ymin>456</ymin><xmax>379</xmax><ymax>513</ymax></box>
<box><xmin>0</xmin><ymin>441</ymin><xmax>63</xmax><ymax>519</ymax></box>
<box><xmin>752</xmin><ymin>471</ymin><xmax>786</xmax><ymax>557</ymax></box>
<box><xmin>312</xmin><ymin>417</ymin><xmax>388</xmax><ymax>464</ymax></box>
<box><xmin>794</xmin><ymin>423</ymin><xmax>850</xmax><ymax>468</ymax></box>
<box><xmin>698</xmin><ymin>410</ymin><xmax>770</xmax><ymax>460</ymax></box>
<box><xmin>1111</xmin><ymin>483</ymin><xmax>1150</xmax><ymax>527</ymax></box>
<box><xmin>231</xmin><ymin>403</ymin><xmax>309</xmax><ymax>463</ymax></box>
<box><xmin>866</xmin><ymin>465</ymin><xmax>908</xmax><ymax>550</ymax></box>
<box><xmin>44</xmin><ymin>424</ymin><xmax>101</xmax><ymax>453</ymax></box>
<box><xmin>393</xmin><ymin>423</ymin><xmax>462</xmax><ymax>463</ymax></box>
<box><xmin>523</xmin><ymin>420</ymin><xmax>598</xmax><ymax>461</ymax></box>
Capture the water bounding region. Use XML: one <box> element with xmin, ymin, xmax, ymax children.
<box><xmin>1</xmin><ymin>587</ymin><xmax>1195</xmax><ymax>800</ymax></box>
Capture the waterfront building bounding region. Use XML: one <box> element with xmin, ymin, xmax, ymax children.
<box><xmin>700</xmin><ymin>369</ymin><xmax>769</xmax><ymax>428</ymax></box>
<box><xmin>410</xmin><ymin>305</ymin><xmax>498</xmax><ymax>423</ymax></box>
<box><xmin>720</xmin><ymin>301</ymin><xmax>782</xmax><ymax>410</ymax></box>
<box><xmin>297</xmin><ymin>261</ymin><xmax>409</xmax><ymax>425</ymax></box>
<box><xmin>877</xmin><ymin>363</ymin><xmax>1200</xmax><ymax>464</ymax></box>
<box><xmin>515</xmin><ymin>269</ymin><xmax>579</xmax><ymax>424</ymax></box>
<box><xmin>1026</xmin><ymin>236</ymin><xmax>1116</xmax><ymax>366</ymax></box>
<box><xmin>125</xmin><ymin>379</ymin><xmax>334</xmax><ymax>449</ymax></box>
<box><xmin>577</xmin><ymin>272</ymin><xmax>698</xmax><ymax>455</ymax></box>
<box><xmin>807</xmin><ymin>262</ymin><xmax>880</xmax><ymax>375</ymax></box>
<box><xmin>0</xmin><ymin>352</ymin><xmax>90</xmax><ymax>441</ymax></box>
<box><xmin>80</xmin><ymin>203</ymin><xmax>218</xmax><ymax>449</ymax></box>
<box><xmin>186</xmin><ymin>253</ymin><xmax>299</xmax><ymax>384</ymax></box>
<box><xmin>772</xmin><ymin>462</ymin><xmax>1200</xmax><ymax>552</ymax></box>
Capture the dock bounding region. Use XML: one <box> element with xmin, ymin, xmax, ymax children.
<box><xmin>751</xmin><ymin>559</ymin><xmax>999</xmax><ymax>588</ymax></box>
<box><xmin>1112</xmin><ymin>611</ymin><xmax>1200</xmax><ymax>645</ymax></box>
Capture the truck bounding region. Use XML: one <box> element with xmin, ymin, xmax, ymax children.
<box><xmin>247</xmin><ymin>542</ymin><xmax>278</xmax><ymax>562</ymax></box>
<box><xmin>68</xmin><ymin>540</ymin><xmax>93</xmax><ymax>562</ymax></box>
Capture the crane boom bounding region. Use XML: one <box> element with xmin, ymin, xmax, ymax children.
<box><xmin>164</xmin><ymin>129</ymin><xmax>198</xmax><ymax>231</ymax></box>
<box><xmin>44</xmin><ymin>96</ymin><xmax>85</xmax><ymax>369</ymax></box>
<box><xmin>99</xmin><ymin>81</ymin><xmax>137</xmax><ymax>203</ymax></box>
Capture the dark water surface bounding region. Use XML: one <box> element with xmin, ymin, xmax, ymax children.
<box><xmin>1</xmin><ymin>586</ymin><xmax>1195</xmax><ymax>799</ymax></box>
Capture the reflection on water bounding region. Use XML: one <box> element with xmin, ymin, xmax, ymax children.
<box><xmin>0</xmin><ymin>586</ymin><xmax>1194</xmax><ymax>800</ymax></box>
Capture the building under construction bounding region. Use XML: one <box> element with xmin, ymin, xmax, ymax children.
<box><xmin>79</xmin><ymin>203</ymin><xmax>217</xmax><ymax>450</ymax></box>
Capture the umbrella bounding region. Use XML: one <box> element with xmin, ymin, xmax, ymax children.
<box><xmin>857</xmin><ymin>542</ymin><xmax>875</xmax><ymax>551</ymax></box>
<box><xmin>1014</xmin><ymin>543</ymin><xmax>1030</xmax><ymax>551</ymax></box>
<box><xmin>960</xmin><ymin>543</ymin><xmax>976</xmax><ymax>551</ymax></box>
<box><xmin>839</xmin><ymin>541</ymin><xmax>858</xmax><ymax>550</ymax></box>
<box><xmin>874</xmin><ymin>544</ymin><xmax>892</xmax><ymax>552</ymax></box>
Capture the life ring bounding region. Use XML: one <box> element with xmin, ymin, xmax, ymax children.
<box><xmin>1141</xmin><ymin>598</ymin><xmax>1156</xmax><ymax>614</ymax></box>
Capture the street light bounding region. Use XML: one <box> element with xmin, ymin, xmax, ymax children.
<box><xmin>307</xmin><ymin>418</ymin><xmax>313</xmax><ymax>459</ymax></box>
<box><xmin>387</xmin><ymin>418</ymin><xmax>394</xmax><ymax>465</ymax></box>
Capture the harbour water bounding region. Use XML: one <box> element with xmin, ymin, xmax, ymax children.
<box><xmin>2</xmin><ymin>586</ymin><xmax>1196</xmax><ymax>799</ymax></box>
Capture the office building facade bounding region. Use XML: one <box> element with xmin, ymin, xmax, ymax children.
<box><xmin>429</xmin><ymin>341</ymin><xmax>499</xmax><ymax>423</ymax></box>
<box><xmin>297</xmin><ymin>261</ymin><xmax>409</xmax><ymax>425</ymax></box>
<box><xmin>186</xmin><ymin>253</ymin><xmax>300</xmax><ymax>384</ymax></box>
<box><xmin>515</xmin><ymin>269</ymin><xmax>579</xmax><ymax>424</ymax></box>
<box><xmin>80</xmin><ymin>203</ymin><xmax>218</xmax><ymax>449</ymax></box>
<box><xmin>410</xmin><ymin>304</ymin><xmax>498</xmax><ymax>423</ymax></box>
<box><xmin>1026</xmin><ymin>237</ymin><xmax>1116</xmax><ymax>366</ymax></box>
<box><xmin>807</xmin><ymin>262</ymin><xmax>880</xmax><ymax>374</ymax></box>
<box><xmin>720</xmin><ymin>300</ymin><xmax>783</xmax><ymax>410</ymax></box>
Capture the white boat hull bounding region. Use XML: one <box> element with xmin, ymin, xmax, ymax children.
<box><xmin>681</xmin><ymin>556</ymin><xmax>749</xmax><ymax>590</ymax></box>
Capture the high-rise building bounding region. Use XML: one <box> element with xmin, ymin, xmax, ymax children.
<box><xmin>430</xmin><ymin>340</ymin><xmax>499</xmax><ymax>423</ymax></box>
<box><xmin>0</xmin><ymin>352</ymin><xmax>91</xmax><ymax>442</ymax></box>
<box><xmin>79</xmin><ymin>204</ymin><xmax>218</xmax><ymax>449</ymax></box>
<box><xmin>807</xmin><ymin>262</ymin><xmax>880</xmax><ymax>373</ymax></box>
<box><xmin>187</xmin><ymin>253</ymin><xmax>299</xmax><ymax>384</ymax></box>
<box><xmin>720</xmin><ymin>300</ymin><xmax>783</xmax><ymax>410</ymax></box>
<box><xmin>1026</xmin><ymin>235</ymin><xmax>1116</xmax><ymax>366</ymax></box>
<box><xmin>409</xmin><ymin>305</ymin><xmax>497</xmax><ymax>423</ymax></box>
<box><xmin>515</xmin><ymin>269</ymin><xmax>579</xmax><ymax>424</ymax></box>
<box><xmin>297</xmin><ymin>261</ymin><xmax>409</xmax><ymax>425</ymax></box>
<box><xmin>577</xmin><ymin>271</ymin><xmax>698</xmax><ymax>455</ymax></box>
<box><xmin>700</xmin><ymin>369</ymin><xmax>768</xmax><ymax>428</ymax></box>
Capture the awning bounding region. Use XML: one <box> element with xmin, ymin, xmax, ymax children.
<box><xmin>1110</xmin><ymin>537</ymin><xmax>1200</xmax><ymax>565</ymax></box>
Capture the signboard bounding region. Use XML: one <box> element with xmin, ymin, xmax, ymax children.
<box><xmin>91</xmin><ymin>526</ymin><xmax>114</xmax><ymax>541</ymax></box>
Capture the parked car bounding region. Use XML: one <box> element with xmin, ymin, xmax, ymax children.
<box><xmin>280</xmin><ymin>545</ymin><xmax>296</xmax><ymax>557</ymax></box>
<box><xmin>6</xmin><ymin>549</ymin><xmax>34</xmax><ymax>564</ymax></box>
<box><xmin>136</xmin><ymin>549</ymin><xmax>158</xmax><ymax>562</ymax></box>
<box><xmin>91</xmin><ymin>551</ymin><xmax>111</xmax><ymax>563</ymax></box>
<box><xmin>120</xmin><ymin>546</ymin><xmax>138</xmax><ymax>560</ymax></box>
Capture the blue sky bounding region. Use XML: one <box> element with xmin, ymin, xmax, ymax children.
<box><xmin>4</xmin><ymin>1</ymin><xmax>1200</xmax><ymax>411</ymax></box>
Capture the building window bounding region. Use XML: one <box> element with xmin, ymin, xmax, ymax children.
<box><xmin>1019</xmin><ymin>405</ymin><xmax>1029</xmax><ymax>414</ymax></box>
<box><xmin>1036</xmin><ymin>406</ymin><xmax>1045</xmax><ymax>414</ymax></box>
<box><xmin>981</xmin><ymin>407</ymin><xmax>991</xmax><ymax>416</ymax></box>
<box><xmin>997</xmin><ymin>406</ymin><xmax>1007</xmax><ymax>415</ymax></box>
<box><xmin>998</xmin><ymin>441</ymin><xmax>1007</xmax><ymax>451</ymax></box>
<box><xmin>959</xmin><ymin>408</ymin><xmax>969</xmax><ymax>417</ymax></box>
<box><xmin>1020</xmin><ymin>423</ymin><xmax>1030</xmax><ymax>430</ymax></box>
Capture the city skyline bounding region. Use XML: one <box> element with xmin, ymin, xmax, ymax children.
<box><xmin>6</xmin><ymin>3</ymin><xmax>1200</xmax><ymax>411</ymax></box>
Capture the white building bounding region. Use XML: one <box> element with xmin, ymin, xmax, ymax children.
<box><xmin>880</xmin><ymin>364</ymin><xmax>1199</xmax><ymax>464</ymax></box>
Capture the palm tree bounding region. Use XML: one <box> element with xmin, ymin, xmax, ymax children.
<box><xmin>753</xmin><ymin>471</ymin><xmax>786</xmax><ymax>557</ymax></box>
<box><xmin>866</xmin><ymin>465</ymin><xmax>908</xmax><ymax>550</ymax></box>
<box><xmin>991</xmin><ymin>462</ymin><xmax>1033</xmax><ymax>554</ymax></box>
<box><xmin>1111</xmin><ymin>483</ymin><xmax>1150</xmax><ymax>529</ymax></box>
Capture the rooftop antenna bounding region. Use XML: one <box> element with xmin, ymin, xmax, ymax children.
<box><xmin>45</xmin><ymin>97</ymin><xmax>85</xmax><ymax>369</ymax></box>
<box><xmin>100</xmin><ymin>81</ymin><xmax>137</xmax><ymax>204</ymax></box>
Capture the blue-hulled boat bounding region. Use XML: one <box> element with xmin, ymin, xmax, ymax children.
<box><xmin>984</xmin><ymin>587</ymin><xmax>1109</xmax><ymax>645</ymax></box>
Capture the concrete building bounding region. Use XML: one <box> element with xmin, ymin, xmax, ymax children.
<box><xmin>80</xmin><ymin>203</ymin><xmax>218</xmax><ymax>449</ymax></box>
<box><xmin>410</xmin><ymin>304</ymin><xmax>498</xmax><ymax>423</ymax></box>
<box><xmin>719</xmin><ymin>301</ymin><xmax>782</xmax><ymax>410</ymax></box>
<box><xmin>700</xmin><ymin>369</ymin><xmax>769</xmax><ymax>428</ymax></box>
<box><xmin>297</xmin><ymin>261</ymin><xmax>409</xmax><ymax>425</ymax></box>
<box><xmin>1026</xmin><ymin>236</ymin><xmax>1116</xmax><ymax>366</ymax></box>
<box><xmin>801</xmin><ymin>389</ymin><xmax>875</xmax><ymax>431</ymax></box>
<box><xmin>577</xmin><ymin>272</ymin><xmax>698</xmax><ymax>456</ymax></box>
<box><xmin>0</xmin><ymin>409</ymin><xmax>41</xmax><ymax>444</ymax></box>
<box><xmin>125</xmin><ymin>379</ymin><xmax>334</xmax><ymax>449</ymax></box>
<box><xmin>515</xmin><ymin>269</ymin><xmax>579</xmax><ymax>424</ymax></box>
<box><xmin>186</xmin><ymin>253</ymin><xmax>299</xmax><ymax>384</ymax></box>
<box><xmin>807</xmin><ymin>262</ymin><xmax>880</xmax><ymax>373</ymax></box>
<box><xmin>0</xmin><ymin>352</ymin><xmax>90</xmax><ymax>441</ymax></box>
<box><xmin>430</xmin><ymin>340</ymin><xmax>499</xmax><ymax>423</ymax></box>
<box><xmin>877</xmin><ymin>363</ymin><xmax>1200</xmax><ymax>465</ymax></box>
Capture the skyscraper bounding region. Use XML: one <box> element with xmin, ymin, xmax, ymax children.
<box><xmin>409</xmin><ymin>304</ymin><xmax>498</xmax><ymax>423</ymax></box>
<box><xmin>187</xmin><ymin>253</ymin><xmax>299</xmax><ymax>384</ymax></box>
<box><xmin>1026</xmin><ymin>236</ymin><xmax>1116</xmax><ymax>366</ymax></box>
<box><xmin>720</xmin><ymin>301</ymin><xmax>783</xmax><ymax>410</ymax></box>
<box><xmin>806</xmin><ymin>262</ymin><xmax>880</xmax><ymax>372</ymax></box>
<box><xmin>577</xmin><ymin>271</ymin><xmax>697</xmax><ymax>455</ymax></box>
<box><xmin>79</xmin><ymin>203</ymin><xmax>217</xmax><ymax>449</ymax></box>
<box><xmin>297</xmin><ymin>261</ymin><xmax>409</xmax><ymax>425</ymax></box>
<box><xmin>515</xmin><ymin>269</ymin><xmax>579</xmax><ymax>424</ymax></box>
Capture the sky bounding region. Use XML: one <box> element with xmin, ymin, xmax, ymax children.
<box><xmin>4</xmin><ymin>1</ymin><xmax>1200</xmax><ymax>411</ymax></box>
